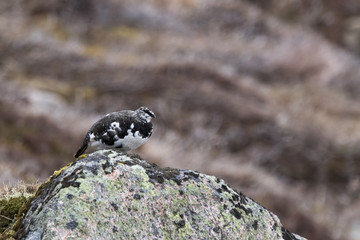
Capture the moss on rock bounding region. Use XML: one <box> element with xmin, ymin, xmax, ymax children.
<box><xmin>0</xmin><ymin>184</ymin><xmax>37</xmax><ymax>239</ymax></box>
<box><xmin>0</xmin><ymin>196</ymin><xmax>27</xmax><ymax>232</ymax></box>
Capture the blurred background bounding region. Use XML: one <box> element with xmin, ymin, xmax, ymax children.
<box><xmin>1</xmin><ymin>0</ymin><xmax>360</xmax><ymax>239</ymax></box>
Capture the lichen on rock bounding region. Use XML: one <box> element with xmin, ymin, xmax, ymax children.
<box><xmin>20</xmin><ymin>150</ymin><xmax>306</xmax><ymax>240</ymax></box>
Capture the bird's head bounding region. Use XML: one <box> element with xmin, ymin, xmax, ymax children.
<box><xmin>137</xmin><ymin>106</ymin><xmax>156</xmax><ymax>122</ymax></box>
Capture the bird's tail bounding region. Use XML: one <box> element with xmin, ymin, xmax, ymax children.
<box><xmin>74</xmin><ymin>143</ymin><xmax>88</xmax><ymax>158</ymax></box>
<box><xmin>74</xmin><ymin>134</ymin><xmax>90</xmax><ymax>158</ymax></box>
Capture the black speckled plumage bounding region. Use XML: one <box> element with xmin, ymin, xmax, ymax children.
<box><xmin>74</xmin><ymin>107</ymin><xmax>156</xmax><ymax>158</ymax></box>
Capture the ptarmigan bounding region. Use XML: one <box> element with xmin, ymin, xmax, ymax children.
<box><xmin>74</xmin><ymin>106</ymin><xmax>156</xmax><ymax>158</ymax></box>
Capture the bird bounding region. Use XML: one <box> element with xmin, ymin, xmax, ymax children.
<box><xmin>74</xmin><ymin>106</ymin><xmax>156</xmax><ymax>158</ymax></box>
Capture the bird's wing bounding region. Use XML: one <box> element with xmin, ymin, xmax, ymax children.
<box><xmin>90</xmin><ymin>112</ymin><xmax>133</xmax><ymax>145</ymax></box>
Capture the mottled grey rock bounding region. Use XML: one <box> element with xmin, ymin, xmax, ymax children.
<box><xmin>22</xmin><ymin>150</ymin><xmax>306</xmax><ymax>240</ymax></box>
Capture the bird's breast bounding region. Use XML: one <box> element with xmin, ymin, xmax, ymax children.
<box><xmin>113</xmin><ymin>130</ymin><xmax>150</xmax><ymax>151</ymax></box>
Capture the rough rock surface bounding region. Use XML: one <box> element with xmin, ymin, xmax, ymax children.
<box><xmin>22</xmin><ymin>150</ymin><xmax>305</xmax><ymax>240</ymax></box>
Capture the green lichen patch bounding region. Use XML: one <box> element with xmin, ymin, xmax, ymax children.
<box><xmin>19</xmin><ymin>150</ymin><xmax>306</xmax><ymax>240</ymax></box>
<box><xmin>0</xmin><ymin>158</ymin><xmax>81</xmax><ymax>239</ymax></box>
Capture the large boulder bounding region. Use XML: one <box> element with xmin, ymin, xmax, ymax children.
<box><xmin>21</xmin><ymin>150</ymin><xmax>306</xmax><ymax>239</ymax></box>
